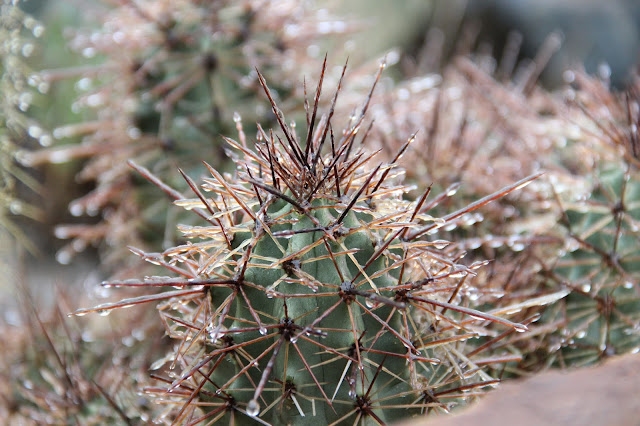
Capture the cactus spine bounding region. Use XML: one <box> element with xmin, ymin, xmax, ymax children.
<box><xmin>74</xmin><ymin>61</ymin><xmax>539</xmax><ymax>424</ymax></box>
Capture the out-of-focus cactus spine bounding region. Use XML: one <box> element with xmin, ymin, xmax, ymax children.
<box><xmin>533</xmin><ymin>72</ymin><xmax>640</xmax><ymax>367</ymax></box>
<box><xmin>21</xmin><ymin>0</ymin><xmax>351</xmax><ymax>269</ymax></box>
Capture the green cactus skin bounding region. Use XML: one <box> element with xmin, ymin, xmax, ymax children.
<box><xmin>545</xmin><ymin>164</ymin><xmax>640</xmax><ymax>367</ymax></box>
<box><xmin>74</xmin><ymin>62</ymin><xmax>536</xmax><ymax>424</ymax></box>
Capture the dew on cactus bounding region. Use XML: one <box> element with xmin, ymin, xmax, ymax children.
<box><xmin>71</xmin><ymin>60</ymin><xmax>550</xmax><ymax>424</ymax></box>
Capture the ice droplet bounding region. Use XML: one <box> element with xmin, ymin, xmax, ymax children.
<box><xmin>247</xmin><ymin>399</ymin><xmax>260</xmax><ymax>417</ymax></box>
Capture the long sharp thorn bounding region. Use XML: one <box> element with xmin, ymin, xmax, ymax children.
<box><xmin>335</xmin><ymin>164</ymin><xmax>382</xmax><ymax>226</ymax></box>
<box><xmin>370</xmin><ymin>133</ymin><xmax>416</xmax><ymax>195</ymax></box>
<box><xmin>311</xmin><ymin>60</ymin><xmax>348</xmax><ymax>174</ymax></box>
<box><xmin>178</xmin><ymin>168</ymin><xmax>231</xmax><ymax>248</ymax></box>
<box><xmin>305</xmin><ymin>54</ymin><xmax>327</xmax><ymax>162</ymax></box>
<box><xmin>407</xmin><ymin>172</ymin><xmax>544</xmax><ymax>240</ymax></box>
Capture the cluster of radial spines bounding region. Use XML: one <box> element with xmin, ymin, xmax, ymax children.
<box><xmin>511</xmin><ymin>73</ymin><xmax>640</xmax><ymax>369</ymax></box>
<box><xmin>359</xmin><ymin>30</ymin><xmax>572</xmax><ymax>318</ymax></box>
<box><xmin>72</xmin><ymin>62</ymin><xmax>543</xmax><ymax>424</ymax></box>
<box><xmin>22</xmin><ymin>0</ymin><xmax>351</xmax><ymax>268</ymax></box>
<box><xmin>486</xmin><ymin>72</ymin><xmax>640</xmax><ymax>372</ymax></box>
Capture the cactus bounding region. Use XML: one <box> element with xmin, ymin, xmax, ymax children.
<box><xmin>20</xmin><ymin>0</ymin><xmax>351</xmax><ymax>269</ymax></box>
<box><xmin>72</xmin><ymin>61</ymin><xmax>547</xmax><ymax>424</ymax></box>
<box><xmin>522</xmin><ymin>71</ymin><xmax>640</xmax><ymax>368</ymax></box>
<box><xmin>0</xmin><ymin>2</ymin><xmax>44</xmax><ymax>253</ymax></box>
<box><xmin>1</xmin><ymin>275</ymin><xmax>162</xmax><ymax>423</ymax></box>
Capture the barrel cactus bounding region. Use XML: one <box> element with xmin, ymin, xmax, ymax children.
<box><xmin>73</xmin><ymin>62</ymin><xmax>541</xmax><ymax>424</ymax></box>
<box><xmin>529</xmin><ymin>71</ymin><xmax>640</xmax><ymax>368</ymax></box>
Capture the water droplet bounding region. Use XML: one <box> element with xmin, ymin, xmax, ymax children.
<box><xmin>49</xmin><ymin>150</ymin><xmax>71</xmax><ymax>164</ymax></box>
<box><xmin>576</xmin><ymin>330</ymin><xmax>586</xmax><ymax>339</ymax></box>
<box><xmin>21</xmin><ymin>43</ymin><xmax>34</xmax><ymax>57</ymax></box>
<box><xmin>432</xmin><ymin>239</ymin><xmax>449</xmax><ymax>249</ymax></box>
<box><xmin>624</xmin><ymin>281</ymin><xmax>634</xmax><ymax>289</ymax></box>
<box><xmin>28</xmin><ymin>125</ymin><xmax>42</xmax><ymax>139</ymax></box>
<box><xmin>75</xmin><ymin>77</ymin><xmax>92</xmax><ymax>91</ymax></box>
<box><xmin>69</xmin><ymin>203</ymin><xmax>84</xmax><ymax>217</ymax></box>
<box><xmin>39</xmin><ymin>134</ymin><xmax>53</xmax><ymax>147</ymax></box>
<box><xmin>486</xmin><ymin>238</ymin><xmax>504</xmax><ymax>248</ymax></box>
<box><xmin>81</xmin><ymin>330</ymin><xmax>94</xmax><ymax>342</ymax></box>
<box><xmin>38</xmin><ymin>82</ymin><xmax>50</xmax><ymax>94</ymax></box>
<box><xmin>631</xmin><ymin>347</ymin><xmax>640</xmax><ymax>354</ymax></box>
<box><xmin>132</xmin><ymin>328</ymin><xmax>145</xmax><ymax>341</ymax></box>
<box><xmin>82</xmin><ymin>47</ymin><xmax>96</xmax><ymax>58</ymax></box>
<box><xmin>470</xmin><ymin>260</ymin><xmax>490</xmax><ymax>270</ymax></box>
<box><xmin>127</xmin><ymin>127</ymin><xmax>141</xmax><ymax>139</ymax></box>
<box><xmin>467</xmin><ymin>239</ymin><xmax>482</xmax><ymax>250</ymax></box>
<box><xmin>9</xmin><ymin>200</ymin><xmax>22</xmax><ymax>214</ymax></box>
<box><xmin>259</xmin><ymin>327</ymin><xmax>267</xmax><ymax>335</ymax></box>
<box><xmin>72</xmin><ymin>239</ymin><xmax>86</xmax><ymax>252</ymax></box>
<box><xmin>581</xmin><ymin>284</ymin><xmax>591</xmax><ymax>293</ymax></box>
<box><xmin>247</xmin><ymin>400</ymin><xmax>260</xmax><ymax>417</ymax></box>
<box><xmin>511</xmin><ymin>243</ymin><xmax>525</xmax><ymax>252</ymax></box>
<box><xmin>98</xmin><ymin>309</ymin><xmax>111</xmax><ymax>316</ymax></box>
<box><xmin>290</xmin><ymin>335</ymin><xmax>298</xmax><ymax>344</ymax></box>
<box><xmin>33</xmin><ymin>25</ymin><xmax>44</xmax><ymax>38</ymax></box>
<box><xmin>443</xmin><ymin>223</ymin><xmax>457</xmax><ymax>232</ymax></box>
<box><xmin>56</xmin><ymin>251</ymin><xmax>72</xmax><ymax>265</ymax></box>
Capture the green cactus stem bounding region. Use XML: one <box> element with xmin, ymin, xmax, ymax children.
<box><xmin>73</xmin><ymin>60</ymin><xmax>542</xmax><ymax>424</ymax></box>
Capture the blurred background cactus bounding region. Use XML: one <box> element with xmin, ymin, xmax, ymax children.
<box><xmin>19</xmin><ymin>0</ymin><xmax>356</xmax><ymax>270</ymax></box>
<box><xmin>0</xmin><ymin>1</ymin><xmax>44</xmax><ymax>255</ymax></box>
<box><xmin>3</xmin><ymin>0</ymin><xmax>640</xmax><ymax>424</ymax></box>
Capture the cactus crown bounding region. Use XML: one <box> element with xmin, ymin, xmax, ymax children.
<box><xmin>74</xmin><ymin>60</ymin><xmax>540</xmax><ymax>424</ymax></box>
